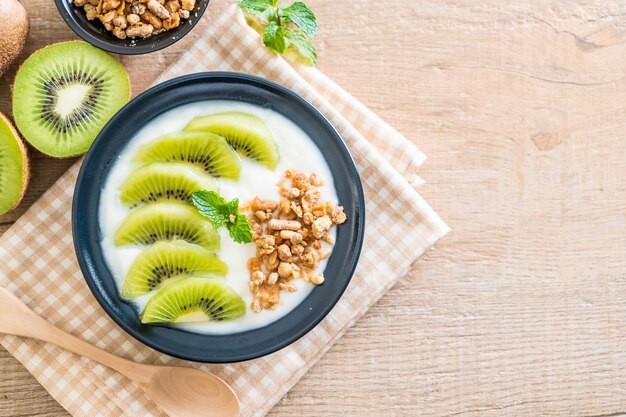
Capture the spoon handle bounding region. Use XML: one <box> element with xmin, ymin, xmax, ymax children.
<box><xmin>0</xmin><ymin>287</ymin><xmax>154</xmax><ymax>384</ymax></box>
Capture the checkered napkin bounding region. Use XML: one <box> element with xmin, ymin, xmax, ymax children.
<box><xmin>0</xmin><ymin>5</ymin><xmax>449</xmax><ymax>417</ymax></box>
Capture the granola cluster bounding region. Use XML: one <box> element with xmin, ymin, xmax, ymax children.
<box><xmin>244</xmin><ymin>170</ymin><xmax>347</xmax><ymax>313</ymax></box>
<box><xmin>74</xmin><ymin>0</ymin><xmax>195</xmax><ymax>39</ymax></box>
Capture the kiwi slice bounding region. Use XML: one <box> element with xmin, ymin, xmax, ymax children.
<box><xmin>141</xmin><ymin>276</ymin><xmax>246</xmax><ymax>324</ymax></box>
<box><xmin>121</xmin><ymin>240</ymin><xmax>228</xmax><ymax>299</ymax></box>
<box><xmin>133</xmin><ymin>131</ymin><xmax>241</xmax><ymax>180</ymax></box>
<box><xmin>12</xmin><ymin>41</ymin><xmax>130</xmax><ymax>158</ymax></box>
<box><xmin>0</xmin><ymin>113</ymin><xmax>29</xmax><ymax>215</ymax></box>
<box><xmin>120</xmin><ymin>162</ymin><xmax>217</xmax><ymax>208</ymax></box>
<box><xmin>184</xmin><ymin>112</ymin><xmax>280</xmax><ymax>169</ymax></box>
<box><xmin>114</xmin><ymin>201</ymin><xmax>220</xmax><ymax>251</ymax></box>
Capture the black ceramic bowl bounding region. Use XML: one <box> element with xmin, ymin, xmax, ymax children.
<box><xmin>73</xmin><ymin>72</ymin><xmax>365</xmax><ymax>363</ymax></box>
<box><xmin>55</xmin><ymin>0</ymin><xmax>210</xmax><ymax>55</ymax></box>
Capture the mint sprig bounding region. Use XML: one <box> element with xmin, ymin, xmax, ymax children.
<box><xmin>238</xmin><ymin>0</ymin><xmax>318</xmax><ymax>65</ymax></box>
<box><xmin>192</xmin><ymin>191</ymin><xmax>253</xmax><ymax>244</ymax></box>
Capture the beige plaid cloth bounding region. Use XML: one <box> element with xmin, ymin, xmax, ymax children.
<box><xmin>0</xmin><ymin>5</ymin><xmax>449</xmax><ymax>417</ymax></box>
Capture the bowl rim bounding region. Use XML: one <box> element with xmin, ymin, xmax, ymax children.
<box><xmin>54</xmin><ymin>0</ymin><xmax>210</xmax><ymax>55</ymax></box>
<box><xmin>72</xmin><ymin>72</ymin><xmax>366</xmax><ymax>363</ymax></box>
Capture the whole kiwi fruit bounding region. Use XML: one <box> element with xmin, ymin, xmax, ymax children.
<box><xmin>0</xmin><ymin>0</ymin><xmax>28</xmax><ymax>78</ymax></box>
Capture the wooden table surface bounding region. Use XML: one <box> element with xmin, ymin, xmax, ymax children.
<box><xmin>2</xmin><ymin>0</ymin><xmax>626</xmax><ymax>416</ymax></box>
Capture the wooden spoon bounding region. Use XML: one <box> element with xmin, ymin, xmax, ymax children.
<box><xmin>0</xmin><ymin>287</ymin><xmax>240</xmax><ymax>417</ymax></box>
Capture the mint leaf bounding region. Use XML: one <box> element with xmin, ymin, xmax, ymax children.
<box><xmin>192</xmin><ymin>191</ymin><xmax>253</xmax><ymax>244</ymax></box>
<box><xmin>226</xmin><ymin>214</ymin><xmax>253</xmax><ymax>243</ymax></box>
<box><xmin>226</xmin><ymin>198</ymin><xmax>240</xmax><ymax>216</ymax></box>
<box><xmin>192</xmin><ymin>191</ymin><xmax>228</xmax><ymax>228</ymax></box>
<box><xmin>263</xmin><ymin>21</ymin><xmax>286</xmax><ymax>53</ymax></box>
<box><xmin>279</xmin><ymin>2</ymin><xmax>317</xmax><ymax>37</ymax></box>
<box><xmin>284</xmin><ymin>27</ymin><xmax>317</xmax><ymax>64</ymax></box>
<box><xmin>238</xmin><ymin>0</ymin><xmax>276</xmax><ymax>21</ymax></box>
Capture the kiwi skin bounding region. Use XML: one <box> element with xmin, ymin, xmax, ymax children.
<box><xmin>0</xmin><ymin>112</ymin><xmax>29</xmax><ymax>215</ymax></box>
<box><xmin>11</xmin><ymin>41</ymin><xmax>132</xmax><ymax>159</ymax></box>
<box><xmin>0</xmin><ymin>0</ymin><xmax>28</xmax><ymax>78</ymax></box>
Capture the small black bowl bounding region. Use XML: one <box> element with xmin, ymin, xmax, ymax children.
<box><xmin>55</xmin><ymin>0</ymin><xmax>210</xmax><ymax>55</ymax></box>
<box><xmin>73</xmin><ymin>72</ymin><xmax>365</xmax><ymax>363</ymax></box>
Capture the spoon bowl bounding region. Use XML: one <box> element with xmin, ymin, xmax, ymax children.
<box><xmin>140</xmin><ymin>366</ymin><xmax>240</xmax><ymax>417</ymax></box>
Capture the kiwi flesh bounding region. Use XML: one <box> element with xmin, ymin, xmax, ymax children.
<box><xmin>134</xmin><ymin>131</ymin><xmax>241</xmax><ymax>180</ymax></box>
<box><xmin>12</xmin><ymin>41</ymin><xmax>130</xmax><ymax>158</ymax></box>
<box><xmin>141</xmin><ymin>276</ymin><xmax>246</xmax><ymax>324</ymax></box>
<box><xmin>120</xmin><ymin>162</ymin><xmax>217</xmax><ymax>208</ymax></box>
<box><xmin>121</xmin><ymin>240</ymin><xmax>228</xmax><ymax>299</ymax></box>
<box><xmin>0</xmin><ymin>113</ymin><xmax>28</xmax><ymax>215</ymax></box>
<box><xmin>114</xmin><ymin>201</ymin><xmax>220</xmax><ymax>251</ymax></box>
<box><xmin>184</xmin><ymin>112</ymin><xmax>280</xmax><ymax>169</ymax></box>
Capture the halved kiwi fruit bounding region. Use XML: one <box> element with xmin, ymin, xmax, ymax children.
<box><xmin>184</xmin><ymin>112</ymin><xmax>280</xmax><ymax>169</ymax></box>
<box><xmin>141</xmin><ymin>276</ymin><xmax>246</xmax><ymax>324</ymax></box>
<box><xmin>0</xmin><ymin>112</ymin><xmax>28</xmax><ymax>215</ymax></box>
<box><xmin>12</xmin><ymin>41</ymin><xmax>130</xmax><ymax>158</ymax></box>
<box><xmin>121</xmin><ymin>240</ymin><xmax>228</xmax><ymax>299</ymax></box>
<box><xmin>133</xmin><ymin>131</ymin><xmax>241</xmax><ymax>180</ymax></box>
<box><xmin>114</xmin><ymin>201</ymin><xmax>220</xmax><ymax>251</ymax></box>
<box><xmin>120</xmin><ymin>162</ymin><xmax>217</xmax><ymax>208</ymax></box>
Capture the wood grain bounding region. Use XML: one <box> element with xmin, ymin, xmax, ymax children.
<box><xmin>3</xmin><ymin>0</ymin><xmax>626</xmax><ymax>416</ymax></box>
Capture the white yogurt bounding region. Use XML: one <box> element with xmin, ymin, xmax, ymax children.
<box><xmin>99</xmin><ymin>101</ymin><xmax>337</xmax><ymax>334</ymax></box>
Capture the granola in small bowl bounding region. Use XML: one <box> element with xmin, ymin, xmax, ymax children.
<box><xmin>73</xmin><ymin>0</ymin><xmax>196</xmax><ymax>39</ymax></box>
